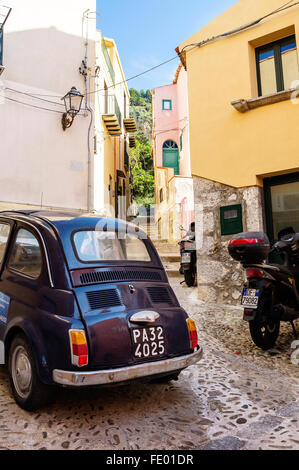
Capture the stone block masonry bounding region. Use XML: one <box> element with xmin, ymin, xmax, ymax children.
<box><xmin>193</xmin><ymin>176</ymin><xmax>265</xmax><ymax>305</ymax></box>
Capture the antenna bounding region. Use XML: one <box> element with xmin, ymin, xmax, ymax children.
<box><xmin>0</xmin><ymin>5</ymin><xmax>12</xmax><ymax>30</ymax></box>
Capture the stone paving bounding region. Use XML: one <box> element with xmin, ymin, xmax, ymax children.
<box><xmin>0</xmin><ymin>278</ymin><xmax>298</xmax><ymax>450</ymax></box>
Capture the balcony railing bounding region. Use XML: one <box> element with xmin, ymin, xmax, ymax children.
<box><xmin>102</xmin><ymin>39</ymin><xmax>115</xmax><ymax>85</ymax></box>
<box><xmin>102</xmin><ymin>94</ymin><xmax>122</xmax><ymax>136</ymax></box>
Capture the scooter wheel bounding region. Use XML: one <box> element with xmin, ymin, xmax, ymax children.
<box><xmin>249</xmin><ymin>292</ymin><xmax>280</xmax><ymax>350</ymax></box>
<box><xmin>184</xmin><ymin>270</ymin><xmax>196</xmax><ymax>287</ymax></box>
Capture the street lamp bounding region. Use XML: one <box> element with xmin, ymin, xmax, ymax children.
<box><xmin>61</xmin><ymin>86</ymin><xmax>84</xmax><ymax>131</ymax></box>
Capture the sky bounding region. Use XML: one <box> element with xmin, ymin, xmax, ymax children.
<box><xmin>96</xmin><ymin>0</ymin><xmax>238</xmax><ymax>91</ymax></box>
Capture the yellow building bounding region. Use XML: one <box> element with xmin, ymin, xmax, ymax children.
<box><xmin>178</xmin><ymin>0</ymin><xmax>299</xmax><ymax>303</ymax></box>
<box><xmin>94</xmin><ymin>31</ymin><xmax>137</xmax><ymax>219</ymax></box>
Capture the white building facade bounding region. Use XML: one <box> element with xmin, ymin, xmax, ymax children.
<box><xmin>0</xmin><ymin>0</ymin><xmax>97</xmax><ymax>212</ymax></box>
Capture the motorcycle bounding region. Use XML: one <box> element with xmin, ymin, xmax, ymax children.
<box><xmin>179</xmin><ymin>222</ymin><xmax>197</xmax><ymax>287</ymax></box>
<box><xmin>228</xmin><ymin>227</ymin><xmax>299</xmax><ymax>350</ymax></box>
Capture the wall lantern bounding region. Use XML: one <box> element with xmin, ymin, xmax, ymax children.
<box><xmin>61</xmin><ymin>86</ymin><xmax>84</xmax><ymax>131</ymax></box>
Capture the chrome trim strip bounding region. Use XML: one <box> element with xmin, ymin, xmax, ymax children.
<box><xmin>53</xmin><ymin>347</ymin><xmax>203</xmax><ymax>387</ymax></box>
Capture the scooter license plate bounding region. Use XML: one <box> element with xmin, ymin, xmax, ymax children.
<box><xmin>241</xmin><ymin>288</ymin><xmax>260</xmax><ymax>309</ymax></box>
<box><xmin>182</xmin><ymin>253</ymin><xmax>191</xmax><ymax>263</ymax></box>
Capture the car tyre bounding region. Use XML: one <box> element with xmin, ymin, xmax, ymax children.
<box><xmin>8</xmin><ymin>334</ymin><xmax>56</xmax><ymax>411</ymax></box>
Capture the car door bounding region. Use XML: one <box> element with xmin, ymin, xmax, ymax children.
<box><xmin>0</xmin><ymin>224</ymin><xmax>48</xmax><ymax>352</ymax></box>
<box><xmin>0</xmin><ymin>218</ymin><xmax>15</xmax><ymax>362</ymax></box>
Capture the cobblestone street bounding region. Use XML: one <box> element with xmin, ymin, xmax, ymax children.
<box><xmin>0</xmin><ymin>278</ymin><xmax>298</xmax><ymax>451</ymax></box>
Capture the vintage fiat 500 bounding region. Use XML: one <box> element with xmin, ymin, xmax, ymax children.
<box><xmin>0</xmin><ymin>211</ymin><xmax>202</xmax><ymax>410</ymax></box>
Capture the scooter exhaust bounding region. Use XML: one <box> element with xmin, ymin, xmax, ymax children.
<box><xmin>273</xmin><ymin>304</ymin><xmax>299</xmax><ymax>321</ymax></box>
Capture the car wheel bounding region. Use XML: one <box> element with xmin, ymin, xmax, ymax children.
<box><xmin>8</xmin><ymin>334</ymin><xmax>55</xmax><ymax>411</ymax></box>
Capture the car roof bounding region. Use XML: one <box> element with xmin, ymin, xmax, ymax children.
<box><xmin>0</xmin><ymin>210</ymin><xmax>145</xmax><ymax>234</ymax></box>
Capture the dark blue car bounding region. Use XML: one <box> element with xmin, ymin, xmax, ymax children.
<box><xmin>0</xmin><ymin>211</ymin><xmax>202</xmax><ymax>410</ymax></box>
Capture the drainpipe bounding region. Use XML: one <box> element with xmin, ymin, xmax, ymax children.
<box><xmin>82</xmin><ymin>9</ymin><xmax>93</xmax><ymax>212</ymax></box>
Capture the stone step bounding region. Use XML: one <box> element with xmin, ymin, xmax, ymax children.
<box><xmin>160</xmin><ymin>254</ymin><xmax>181</xmax><ymax>263</ymax></box>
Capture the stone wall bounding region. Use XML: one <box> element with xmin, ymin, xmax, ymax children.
<box><xmin>193</xmin><ymin>176</ymin><xmax>265</xmax><ymax>305</ymax></box>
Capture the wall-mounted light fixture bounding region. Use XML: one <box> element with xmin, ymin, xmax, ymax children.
<box><xmin>61</xmin><ymin>86</ymin><xmax>84</xmax><ymax>131</ymax></box>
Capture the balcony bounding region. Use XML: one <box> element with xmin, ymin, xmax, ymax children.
<box><xmin>129</xmin><ymin>136</ymin><xmax>136</xmax><ymax>148</ymax></box>
<box><xmin>102</xmin><ymin>38</ymin><xmax>115</xmax><ymax>85</ymax></box>
<box><xmin>102</xmin><ymin>95</ymin><xmax>122</xmax><ymax>136</ymax></box>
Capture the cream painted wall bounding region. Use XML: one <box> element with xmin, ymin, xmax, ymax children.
<box><xmin>0</xmin><ymin>0</ymin><xmax>96</xmax><ymax>211</ymax></box>
<box><xmin>180</xmin><ymin>0</ymin><xmax>299</xmax><ymax>188</ymax></box>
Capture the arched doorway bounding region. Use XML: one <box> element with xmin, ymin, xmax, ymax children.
<box><xmin>163</xmin><ymin>140</ymin><xmax>179</xmax><ymax>175</ymax></box>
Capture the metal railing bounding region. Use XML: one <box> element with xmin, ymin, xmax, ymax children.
<box><xmin>103</xmin><ymin>94</ymin><xmax>122</xmax><ymax>127</ymax></box>
<box><xmin>102</xmin><ymin>39</ymin><xmax>115</xmax><ymax>85</ymax></box>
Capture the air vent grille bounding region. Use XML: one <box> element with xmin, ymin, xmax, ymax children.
<box><xmin>147</xmin><ymin>287</ymin><xmax>173</xmax><ymax>304</ymax></box>
<box><xmin>80</xmin><ymin>270</ymin><xmax>162</xmax><ymax>285</ymax></box>
<box><xmin>86</xmin><ymin>289</ymin><xmax>122</xmax><ymax>310</ymax></box>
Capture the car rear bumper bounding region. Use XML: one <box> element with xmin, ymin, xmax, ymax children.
<box><xmin>52</xmin><ymin>346</ymin><xmax>203</xmax><ymax>387</ymax></box>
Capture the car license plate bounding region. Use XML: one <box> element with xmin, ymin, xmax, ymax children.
<box><xmin>132</xmin><ymin>326</ymin><xmax>165</xmax><ymax>359</ymax></box>
<box><xmin>242</xmin><ymin>288</ymin><xmax>259</xmax><ymax>309</ymax></box>
<box><xmin>182</xmin><ymin>253</ymin><xmax>191</xmax><ymax>263</ymax></box>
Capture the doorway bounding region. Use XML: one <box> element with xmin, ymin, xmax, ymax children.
<box><xmin>163</xmin><ymin>140</ymin><xmax>179</xmax><ymax>175</ymax></box>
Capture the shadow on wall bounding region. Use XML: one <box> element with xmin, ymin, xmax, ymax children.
<box><xmin>4</xmin><ymin>26</ymin><xmax>96</xmax><ymax>95</ymax></box>
<box><xmin>0</xmin><ymin>27</ymin><xmax>96</xmax><ymax>210</ymax></box>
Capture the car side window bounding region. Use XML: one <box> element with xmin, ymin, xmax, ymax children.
<box><xmin>0</xmin><ymin>223</ymin><xmax>10</xmax><ymax>265</ymax></box>
<box><xmin>8</xmin><ymin>228</ymin><xmax>42</xmax><ymax>279</ymax></box>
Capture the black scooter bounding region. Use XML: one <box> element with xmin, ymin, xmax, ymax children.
<box><xmin>228</xmin><ymin>227</ymin><xmax>299</xmax><ymax>350</ymax></box>
<box><xmin>179</xmin><ymin>222</ymin><xmax>197</xmax><ymax>287</ymax></box>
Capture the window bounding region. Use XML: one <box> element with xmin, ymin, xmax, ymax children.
<box><xmin>159</xmin><ymin>188</ymin><xmax>164</xmax><ymax>203</ymax></box>
<box><xmin>256</xmin><ymin>35</ymin><xmax>299</xmax><ymax>96</ymax></box>
<box><xmin>220</xmin><ymin>205</ymin><xmax>243</xmax><ymax>236</ymax></box>
<box><xmin>0</xmin><ymin>29</ymin><xmax>3</xmax><ymax>66</ymax></box>
<box><xmin>162</xmin><ymin>99</ymin><xmax>172</xmax><ymax>110</ymax></box>
<box><xmin>73</xmin><ymin>230</ymin><xmax>151</xmax><ymax>263</ymax></box>
<box><xmin>8</xmin><ymin>229</ymin><xmax>42</xmax><ymax>278</ymax></box>
<box><xmin>0</xmin><ymin>223</ymin><xmax>10</xmax><ymax>264</ymax></box>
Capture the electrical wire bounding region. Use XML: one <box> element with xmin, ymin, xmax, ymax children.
<box><xmin>3</xmin><ymin>0</ymin><xmax>299</xmax><ymax>104</ymax></box>
<box><xmin>180</xmin><ymin>0</ymin><xmax>299</xmax><ymax>53</ymax></box>
<box><xmin>5</xmin><ymin>87</ymin><xmax>65</xmax><ymax>107</ymax></box>
<box><xmin>4</xmin><ymin>95</ymin><xmax>85</xmax><ymax>116</ymax></box>
<box><xmin>4</xmin><ymin>96</ymin><xmax>64</xmax><ymax>114</ymax></box>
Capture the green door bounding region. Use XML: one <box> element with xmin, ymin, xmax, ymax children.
<box><xmin>163</xmin><ymin>140</ymin><xmax>179</xmax><ymax>175</ymax></box>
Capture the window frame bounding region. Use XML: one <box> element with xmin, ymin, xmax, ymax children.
<box><xmin>0</xmin><ymin>219</ymin><xmax>13</xmax><ymax>272</ymax></box>
<box><xmin>7</xmin><ymin>226</ymin><xmax>44</xmax><ymax>281</ymax></box>
<box><xmin>71</xmin><ymin>228</ymin><xmax>152</xmax><ymax>265</ymax></box>
<box><xmin>0</xmin><ymin>29</ymin><xmax>3</xmax><ymax>66</ymax></box>
<box><xmin>162</xmin><ymin>99</ymin><xmax>172</xmax><ymax>111</ymax></box>
<box><xmin>256</xmin><ymin>34</ymin><xmax>298</xmax><ymax>97</ymax></box>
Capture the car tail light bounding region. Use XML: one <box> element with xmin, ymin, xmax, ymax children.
<box><xmin>229</xmin><ymin>238</ymin><xmax>264</xmax><ymax>246</ymax></box>
<box><xmin>245</xmin><ymin>268</ymin><xmax>264</xmax><ymax>278</ymax></box>
<box><xmin>69</xmin><ymin>330</ymin><xmax>88</xmax><ymax>367</ymax></box>
<box><xmin>186</xmin><ymin>318</ymin><xmax>198</xmax><ymax>349</ymax></box>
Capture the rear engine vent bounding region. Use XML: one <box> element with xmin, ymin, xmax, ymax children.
<box><xmin>147</xmin><ymin>287</ymin><xmax>173</xmax><ymax>305</ymax></box>
<box><xmin>86</xmin><ymin>289</ymin><xmax>122</xmax><ymax>310</ymax></box>
<box><xmin>79</xmin><ymin>270</ymin><xmax>163</xmax><ymax>285</ymax></box>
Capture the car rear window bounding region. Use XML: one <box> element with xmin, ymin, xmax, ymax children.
<box><xmin>73</xmin><ymin>230</ymin><xmax>151</xmax><ymax>263</ymax></box>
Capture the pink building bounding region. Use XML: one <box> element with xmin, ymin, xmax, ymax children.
<box><xmin>152</xmin><ymin>64</ymin><xmax>194</xmax><ymax>241</ymax></box>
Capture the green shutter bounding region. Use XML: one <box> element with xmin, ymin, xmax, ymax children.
<box><xmin>220</xmin><ymin>204</ymin><xmax>243</xmax><ymax>236</ymax></box>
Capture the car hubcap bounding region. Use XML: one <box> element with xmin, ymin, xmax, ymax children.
<box><xmin>12</xmin><ymin>346</ymin><xmax>32</xmax><ymax>399</ymax></box>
